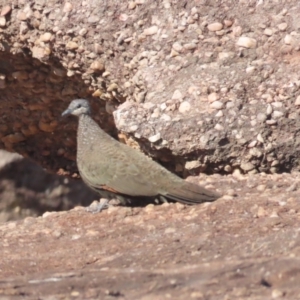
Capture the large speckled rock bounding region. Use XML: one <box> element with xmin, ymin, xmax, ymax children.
<box><xmin>0</xmin><ymin>0</ymin><xmax>299</xmax><ymax>177</ymax></box>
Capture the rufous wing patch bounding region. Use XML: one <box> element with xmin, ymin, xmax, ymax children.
<box><xmin>100</xmin><ymin>185</ymin><xmax>120</xmax><ymax>194</ymax></box>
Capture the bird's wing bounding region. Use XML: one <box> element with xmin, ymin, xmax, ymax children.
<box><xmin>79</xmin><ymin>141</ymin><xmax>160</xmax><ymax>197</ymax></box>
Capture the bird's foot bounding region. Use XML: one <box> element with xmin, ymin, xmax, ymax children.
<box><xmin>86</xmin><ymin>198</ymin><xmax>121</xmax><ymax>213</ymax></box>
<box><xmin>158</xmin><ymin>195</ymin><xmax>169</xmax><ymax>204</ymax></box>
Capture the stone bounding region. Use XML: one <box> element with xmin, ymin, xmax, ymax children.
<box><xmin>144</xmin><ymin>26</ymin><xmax>158</xmax><ymax>35</ymax></box>
<box><xmin>295</xmin><ymin>95</ymin><xmax>300</xmax><ymax>106</ymax></box>
<box><xmin>178</xmin><ymin>101</ymin><xmax>191</xmax><ymax>114</ymax></box>
<box><xmin>207</xmin><ymin>22</ymin><xmax>223</xmax><ymax>32</ymax></box>
<box><xmin>66</xmin><ymin>41</ymin><xmax>78</xmax><ymax>50</ymax></box>
<box><xmin>210</xmin><ymin>101</ymin><xmax>224</xmax><ymax>109</ymax></box>
<box><xmin>236</xmin><ymin>37</ymin><xmax>257</xmax><ymax>48</ymax></box>
<box><xmin>278</xmin><ymin>23</ymin><xmax>288</xmax><ymax>31</ymax></box>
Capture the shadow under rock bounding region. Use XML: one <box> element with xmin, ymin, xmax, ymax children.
<box><xmin>0</xmin><ymin>157</ymin><xmax>98</xmax><ymax>221</ymax></box>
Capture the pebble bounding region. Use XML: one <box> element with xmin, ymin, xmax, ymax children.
<box><xmin>257</xmin><ymin>113</ymin><xmax>267</xmax><ymax>122</ymax></box>
<box><xmin>144</xmin><ymin>26</ymin><xmax>158</xmax><ymax>36</ymax></box>
<box><xmin>226</xmin><ymin>102</ymin><xmax>234</xmax><ymax>109</ymax></box>
<box><xmin>284</xmin><ymin>34</ymin><xmax>293</xmax><ymax>45</ymax></box>
<box><xmin>257</xmin><ymin>133</ymin><xmax>264</xmax><ymax>143</ymax></box>
<box><xmin>264</xmin><ymin>28</ymin><xmax>273</xmax><ymax>36</ymax></box>
<box><xmin>63</xmin><ymin>2</ymin><xmax>72</xmax><ymax>13</ymax></box>
<box><xmin>286</xmin><ymin>182</ymin><xmax>297</xmax><ymax>192</ymax></box>
<box><xmin>214</xmin><ymin>123</ymin><xmax>224</xmax><ymax>131</ymax></box>
<box><xmin>277</xmin><ymin>23</ymin><xmax>288</xmax><ymax>31</ymax></box>
<box><xmin>178</xmin><ymin>101</ymin><xmax>191</xmax><ymax>114</ymax></box>
<box><xmin>257</xmin><ymin>185</ymin><xmax>266</xmax><ymax>191</ymax></box>
<box><xmin>1</xmin><ymin>5</ymin><xmax>11</xmax><ymax>16</ymax></box>
<box><xmin>148</xmin><ymin>133</ymin><xmax>161</xmax><ymax>143</ymax></box>
<box><xmin>128</xmin><ymin>2</ymin><xmax>136</xmax><ymax>9</ymax></box>
<box><xmin>208</xmin><ymin>92</ymin><xmax>219</xmax><ymax>102</ymax></box>
<box><xmin>172</xmin><ymin>42</ymin><xmax>183</xmax><ymax>52</ymax></box>
<box><xmin>248</xmin><ymin>140</ymin><xmax>257</xmax><ymax>148</ymax></box>
<box><xmin>88</xmin><ymin>16</ymin><xmax>100</xmax><ymax>23</ymax></box>
<box><xmin>210</xmin><ymin>101</ymin><xmax>223</xmax><ymax>109</ymax></box>
<box><xmin>184</xmin><ymin>43</ymin><xmax>197</xmax><ymax>50</ymax></box>
<box><xmin>207</xmin><ymin>22</ymin><xmax>223</xmax><ymax>32</ymax></box>
<box><xmin>215</xmin><ymin>110</ymin><xmax>223</xmax><ymax>117</ymax></box>
<box><xmin>266</xmin><ymin>104</ymin><xmax>273</xmax><ymax>116</ymax></box>
<box><xmin>240</xmin><ymin>162</ymin><xmax>255</xmax><ymax>172</ymax></box>
<box><xmin>295</xmin><ymin>95</ymin><xmax>300</xmax><ymax>106</ymax></box>
<box><xmin>224</xmin><ymin>165</ymin><xmax>232</xmax><ymax>172</ymax></box>
<box><xmin>272</xmin><ymin>111</ymin><xmax>284</xmax><ymax>119</ymax></box>
<box><xmin>257</xmin><ymin>206</ymin><xmax>267</xmax><ymax>217</ymax></box>
<box><xmin>0</xmin><ymin>16</ymin><xmax>6</xmax><ymax>27</ymax></box>
<box><xmin>66</xmin><ymin>41</ymin><xmax>78</xmax><ymax>50</ymax></box>
<box><xmin>165</xmin><ymin>227</ymin><xmax>176</xmax><ymax>234</ymax></box>
<box><xmin>246</xmin><ymin>66</ymin><xmax>256</xmax><ymax>73</ymax></box>
<box><xmin>79</xmin><ymin>28</ymin><xmax>87</xmax><ymax>36</ymax></box>
<box><xmin>236</xmin><ymin>37</ymin><xmax>257</xmax><ymax>48</ymax></box>
<box><xmin>172</xmin><ymin>90</ymin><xmax>183</xmax><ymax>100</ymax></box>
<box><xmin>272</xmin><ymin>289</ymin><xmax>285</xmax><ymax>298</ymax></box>
<box><xmin>226</xmin><ymin>189</ymin><xmax>236</xmax><ymax>196</ymax></box>
<box><xmin>42</xmin><ymin>211</ymin><xmax>55</xmax><ymax>218</ymax></box>
<box><xmin>40</xmin><ymin>32</ymin><xmax>52</xmax><ymax>42</ymax></box>
<box><xmin>90</xmin><ymin>60</ymin><xmax>105</xmax><ymax>72</ymax></box>
<box><xmin>185</xmin><ymin>160</ymin><xmax>201</xmax><ymax>170</ymax></box>
<box><xmin>224</xmin><ymin>20</ymin><xmax>233</xmax><ymax>27</ymax></box>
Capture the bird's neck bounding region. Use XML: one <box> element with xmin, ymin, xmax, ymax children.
<box><xmin>77</xmin><ymin>114</ymin><xmax>105</xmax><ymax>157</ymax></box>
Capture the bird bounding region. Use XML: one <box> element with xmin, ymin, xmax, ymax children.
<box><xmin>62</xmin><ymin>99</ymin><xmax>221</xmax><ymax>211</ymax></box>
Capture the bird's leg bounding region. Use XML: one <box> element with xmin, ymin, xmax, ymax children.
<box><xmin>158</xmin><ymin>195</ymin><xmax>169</xmax><ymax>203</ymax></box>
<box><xmin>86</xmin><ymin>191</ymin><xmax>125</xmax><ymax>213</ymax></box>
<box><xmin>86</xmin><ymin>198</ymin><xmax>110</xmax><ymax>213</ymax></box>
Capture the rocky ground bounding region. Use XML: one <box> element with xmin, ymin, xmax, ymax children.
<box><xmin>1</xmin><ymin>0</ymin><xmax>300</xmax><ymax>299</ymax></box>
<box><xmin>1</xmin><ymin>171</ymin><xmax>300</xmax><ymax>299</ymax></box>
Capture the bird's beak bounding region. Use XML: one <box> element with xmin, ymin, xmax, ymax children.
<box><xmin>61</xmin><ymin>108</ymin><xmax>72</xmax><ymax>117</ymax></box>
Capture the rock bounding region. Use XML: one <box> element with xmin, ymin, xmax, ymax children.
<box><xmin>240</xmin><ymin>162</ymin><xmax>255</xmax><ymax>172</ymax></box>
<box><xmin>236</xmin><ymin>37</ymin><xmax>257</xmax><ymax>48</ymax></box>
<box><xmin>1</xmin><ymin>5</ymin><xmax>11</xmax><ymax>16</ymax></box>
<box><xmin>278</xmin><ymin>23</ymin><xmax>288</xmax><ymax>31</ymax></box>
<box><xmin>172</xmin><ymin>90</ymin><xmax>183</xmax><ymax>100</ymax></box>
<box><xmin>210</xmin><ymin>101</ymin><xmax>224</xmax><ymax>109</ymax></box>
<box><xmin>178</xmin><ymin>101</ymin><xmax>191</xmax><ymax>114</ymax></box>
<box><xmin>148</xmin><ymin>133</ymin><xmax>161</xmax><ymax>143</ymax></box>
<box><xmin>63</xmin><ymin>2</ymin><xmax>72</xmax><ymax>12</ymax></box>
<box><xmin>40</xmin><ymin>32</ymin><xmax>52</xmax><ymax>42</ymax></box>
<box><xmin>0</xmin><ymin>16</ymin><xmax>6</xmax><ymax>27</ymax></box>
<box><xmin>89</xmin><ymin>60</ymin><xmax>105</xmax><ymax>72</ymax></box>
<box><xmin>207</xmin><ymin>22</ymin><xmax>223</xmax><ymax>32</ymax></box>
<box><xmin>144</xmin><ymin>26</ymin><xmax>158</xmax><ymax>35</ymax></box>
<box><xmin>185</xmin><ymin>160</ymin><xmax>201</xmax><ymax>170</ymax></box>
<box><xmin>172</xmin><ymin>42</ymin><xmax>183</xmax><ymax>52</ymax></box>
<box><xmin>263</xmin><ymin>28</ymin><xmax>273</xmax><ymax>36</ymax></box>
<box><xmin>284</xmin><ymin>35</ymin><xmax>293</xmax><ymax>45</ymax></box>
<box><xmin>88</xmin><ymin>16</ymin><xmax>100</xmax><ymax>23</ymax></box>
<box><xmin>208</xmin><ymin>92</ymin><xmax>219</xmax><ymax>102</ymax></box>
<box><xmin>66</xmin><ymin>41</ymin><xmax>78</xmax><ymax>50</ymax></box>
<box><xmin>295</xmin><ymin>95</ymin><xmax>300</xmax><ymax>106</ymax></box>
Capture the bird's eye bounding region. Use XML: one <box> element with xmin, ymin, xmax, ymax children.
<box><xmin>76</xmin><ymin>104</ymin><xmax>81</xmax><ymax>109</ymax></box>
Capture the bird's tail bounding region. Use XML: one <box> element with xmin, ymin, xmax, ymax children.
<box><xmin>165</xmin><ymin>181</ymin><xmax>221</xmax><ymax>205</ymax></box>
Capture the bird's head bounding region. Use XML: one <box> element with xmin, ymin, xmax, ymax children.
<box><xmin>62</xmin><ymin>99</ymin><xmax>91</xmax><ymax>117</ymax></box>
